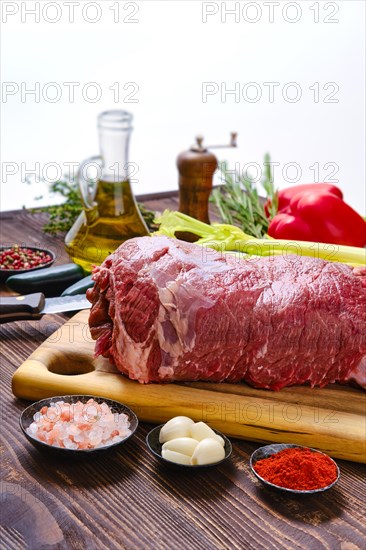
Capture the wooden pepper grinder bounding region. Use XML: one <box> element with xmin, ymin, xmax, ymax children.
<box><xmin>177</xmin><ymin>133</ymin><xmax>237</xmax><ymax>224</ymax></box>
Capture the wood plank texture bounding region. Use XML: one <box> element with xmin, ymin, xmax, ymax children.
<box><xmin>1</xmin><ymin>206</ymin><xmax>366</xmax><ymax>550</ymax></box>
<box><xmin>12</xmin><ymin>310</ymin><xmax>366</xmax><ymax>464</ymax></box>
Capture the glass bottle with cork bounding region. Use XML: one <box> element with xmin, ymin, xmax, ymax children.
<box><xmin>65</xmin><ymin>110</ymin><xmax>149</xmax><ymax>272</ymax></box>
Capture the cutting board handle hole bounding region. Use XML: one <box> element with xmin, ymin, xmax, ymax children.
<box><xmin>47</xmin><ymin>358</ymin><xmax>95</xmax><ymax>376</ymax></box>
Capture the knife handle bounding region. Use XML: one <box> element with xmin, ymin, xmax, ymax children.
<box><xmin>0</xmin><ymin>293</ymin><xmax>45</xmax><ymax>323</ymax></box>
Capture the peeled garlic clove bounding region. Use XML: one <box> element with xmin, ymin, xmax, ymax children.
<box><xmin>191</xmin><ymin>438</ymin><xmax>226</xmax><ymax>466</ymax></box>
<box><xmin>162</xmin><ymin>437</ymin><xmax>199</xmax><ymax>456</ymax></box>
<box><xmin>162</xmin><ymin>449</ymin><xmax>192</xmax><ymax>465</ymax></box>
<box><xmin>159</xmin><ymin>417</ymin><xmax>194</xmax><ymax>443</ymax></box>
<box><xmin>215</xmin><ymin>434</ymin><xmax>225</xmax><ymax>447</ymax></box>
<box><xmin>163</xmin><ymin>416</ymin><xmax>194</xmax><ymax>429</ymax></box>
<box><xmin>190</xmin><ymin>421</ymin><xmax>225</xmax><ymax>446</ymax></box>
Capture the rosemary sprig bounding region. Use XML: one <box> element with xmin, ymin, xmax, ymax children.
<box><xmin>29</xmin><ymin>178</ymin><xmax>83</xmax><ymax>235</ymax></box>
<box><xmin>136</xmin><ymin>202</ymin><xmax>160</xmax><ymax>232</ymax></box>
<box><xmin>210</xmin><ymin>154</ymin><xmax>278</xmax><ymax>239</ymax></box>
<box><xmin>28</xmin><ymin>177</ymin><xmax>159</xmax><ymax>235</ymax></box>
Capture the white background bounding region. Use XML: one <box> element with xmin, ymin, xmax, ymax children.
<box><xmin>1</xmin><ymin>0</ymin><xmax>365</xmax><ymax>214</ymax></box>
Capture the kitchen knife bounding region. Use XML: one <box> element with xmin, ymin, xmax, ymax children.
<box><xmin>0</xmin><ymin>293</ymin><xmax>90</xmax><ymax>323</ymax></box>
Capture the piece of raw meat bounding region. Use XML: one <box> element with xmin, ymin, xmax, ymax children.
<box><xmin>87</xmin><ymin>236</ymin><xmax>366</xmax><ymax>390</ymax></box>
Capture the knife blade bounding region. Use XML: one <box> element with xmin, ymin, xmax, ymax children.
<box><xmin>0</xmin><ymin>292</ymin><xmax>90</xmax><ymax>323</ymax></box>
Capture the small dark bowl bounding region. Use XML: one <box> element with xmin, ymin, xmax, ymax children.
<box><xmin>0</xmin><ymin>245</ymin><xmax>55</xmax><ymax>282</ymax></box>
<box><xmin>146</xmin><ymin>424</ymin><xmax>232</xmax><ymax>470</ymax></box>
<box><xmin>250</xmin><ymin>443</ymin><xmax>340</xmax><ymax>494</ymax></box>
<box><xmin>20</xmin><ymin>395</ymin><xmax>138</xmax><ymax>458</ymax></box>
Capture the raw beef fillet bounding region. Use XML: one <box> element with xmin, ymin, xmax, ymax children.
<box><xmin>87</xmin><ymin>236</ymin><xmax>366</xmax><ymax>390</ymax></box>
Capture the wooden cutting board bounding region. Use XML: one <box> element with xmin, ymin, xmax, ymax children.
<box><xmin>12</xmin><ymin>310</ymin><xmax>366</xmax><ymax>463</ymax></box>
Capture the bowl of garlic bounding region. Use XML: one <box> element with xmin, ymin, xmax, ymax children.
<box><xmin>146</xmin><ymin>416</ymin><xmax>232</xmax><ymax>469</ymax></box>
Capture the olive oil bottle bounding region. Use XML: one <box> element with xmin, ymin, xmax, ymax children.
<box><xmin>65</xmin><ymin>111</ymin><xmax>149</xmax><ymax>272</ymax></box>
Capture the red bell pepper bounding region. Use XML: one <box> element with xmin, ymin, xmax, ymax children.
<box><xmin>268</xmin><ymin>184</ymin><xmax>366</xmax><ymax>247</ymax></box>
<box><xmin>276</xmin><ymin>183</ymin><xmax>343</xmax><ymax>212</ymax></box>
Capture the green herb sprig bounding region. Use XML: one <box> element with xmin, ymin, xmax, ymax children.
<box><xmin>210</xmin><ymin>153</ymin><xmax>278</xmax><ymax>239</ymax></box>
<box><xmin>29</xmin><ymin>177</ymin><xmax>159</xmax><ymax>235</ymax></box>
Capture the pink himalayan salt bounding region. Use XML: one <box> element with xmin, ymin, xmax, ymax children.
<box><xmin>26</xmin><ymin>398</ymin><xmax>131</xmax><ymax>450</ymax></box>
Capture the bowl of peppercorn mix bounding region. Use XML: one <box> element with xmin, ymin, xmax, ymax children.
<box><xmin>250</xmin><ymin>443</ymin><xmax>340</xmax><ymax>494</ymax></box>
<box><xmin>0</xmin><ymin>245</ymin><xmax>55</xmax><ymax>281</ymax></box>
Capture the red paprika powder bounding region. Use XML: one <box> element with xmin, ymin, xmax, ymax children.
<box><xmin>253</xmin><ymin>447</ymin><xmax>338</xmax><ymax>491</ymax></box>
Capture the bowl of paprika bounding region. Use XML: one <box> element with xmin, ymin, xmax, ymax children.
<box><xmin>250</xmin><ymin>444</ymin><xmax>340</xmax><ymax>494</ymax></box>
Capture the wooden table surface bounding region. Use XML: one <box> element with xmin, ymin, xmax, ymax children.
<box><xmin>1</xmin><ymin>199</ymin><xmax>365</xmax><ymax>550</ymax></box>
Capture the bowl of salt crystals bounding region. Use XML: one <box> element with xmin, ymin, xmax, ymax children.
<box><xmin>20</xmin><ymin>395</ymin><xmax>138</xmax><ymax>458</ymax></box>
